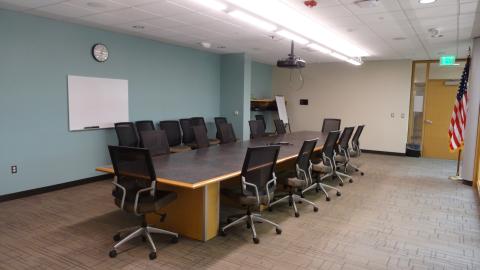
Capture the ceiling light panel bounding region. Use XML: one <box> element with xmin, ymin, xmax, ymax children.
<box><xmin>276</xmin><ymin>30</ymin><xmax>309</xmax><ymax>45</ymax></box>
<box><xmin>189</xmin><ymin>0</ymin><xmax>227</xmax><ymax>11</ymax></box>
<box><xmin>228</xmin><ymin>10</ymin><xmax>277</xmax><ymax>32</ymax></box>
<box><xmin>225</xmin><ymin>0</ymin><xmax>369</xmax><ymax>57</ymax></box>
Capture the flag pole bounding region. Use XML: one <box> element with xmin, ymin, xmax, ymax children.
<box><xmin>449</xmin><ymin>149</ymin><xmax>462</xmax><ymax>181</ymax></box>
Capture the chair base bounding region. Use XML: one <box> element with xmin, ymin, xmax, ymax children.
<box><xmin>220</xmin><ymin>210</ymin><xmax>281</xmax><ymax>244</ymax></box>
<box><xmin>110</xmin><ymin>223</ymin><xmax>178</xmax><ymax>260</ymax></box>
<box><xmin>269</xmin><ymin>193</ymin><xmax>318</xmax><ymax>217</ymax></box>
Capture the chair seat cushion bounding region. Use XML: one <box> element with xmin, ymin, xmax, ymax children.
<box><xmin>349</xmin><ymin>150</ymin><xmax>359</xmax><ymax>157</ymax></box>
<box><xmin>312</xmin><ymin>162</ymin><xmax>332</xmax><ymax>173</ymax></box>
<box><xmin>286</xmin><ymin>177</ymin><xmax>307</xmax><ymax>188</ymax></box>
<box><xmin>335</xmin><ymin>155</ymin><xmax>347</xmax><ymax>163</ymax></box>
<box><xmin>170</xmin><ymin>145</ymin><xmax>192</xmax><ymax>153</ymax></box>
<box><xmin>115</xmin><ymin>190</ymin><xmax>177</xmax><ymax>214</ymax></box>
<box><xmin>221</xmin><ymin>188</ymin><xmax>274</xmax><ymax>206</ymax></box>
<box><xmin>209</xmin><ymin>138</ymin><xmax>220</xmax><ymax>145</ymax></box>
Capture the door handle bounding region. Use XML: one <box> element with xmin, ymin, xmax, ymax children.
<box><xmin>425</xmin><ymin>119</ymin><xmax>433</xmax><ymax>124</ymax></box>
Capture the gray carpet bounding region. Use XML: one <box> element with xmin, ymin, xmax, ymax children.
<box><xmin>0</xmin><ymin>154</ymin><xmax>479</xmax><ymax>269</ymax></box>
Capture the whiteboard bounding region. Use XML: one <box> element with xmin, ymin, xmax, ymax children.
<box><xmin>68</xmin><ymin>75</ymin><xmax>129</xmax><ymax>131</ymax></box>
<box><xmin>275</xmin><ymin>95</ymin><xmax>289</xmax><ymax>124</ymax></box>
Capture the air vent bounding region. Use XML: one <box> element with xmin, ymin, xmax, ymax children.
<box><xmin>354</xmin><ymin>0</ymin><xmax>380</xmax><ymax>8</ymax></box>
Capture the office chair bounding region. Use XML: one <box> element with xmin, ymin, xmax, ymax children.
<box><xmin>107</xmin><ymin>146</ymin><xmax>178</xmax><ymax>260</ymax></box>
<box><xmin>192</xmin><ymin>125</ymin><xmax>210</xmax><ymax>149</ymax></box>
<box><xmin>322</xmin><ymin>118</ymin><xmax>341</xmax><ymax>133</ymax></box>
<box><xmin>191</xmin><ymin>117</ymin><xmax>220</xmax><ymax>145</ymax></box>
<box><xmin>255</xmin><ymin>115</ymin><xmax>267</xmax><ymax>131</ymax></box>
<box><xmin>334</xmin><ymin>127</ymin><xmax>356</xmax><ymax>177</ymax></box>
<box><xmin>348</xmin><ymin>125</ymin><xmax>365</xmax><ymax>175</ymax></box>
<box><xmin>159</xmin><ymin>120</ymin><xmax>191</xmax><ymax>153</ymax></box>
<box><xmin>114</xmin><ymin>122</ymin><xmax>139</xmax><ymax>147</ymax></box>
<box><xmin>274</xmin><ymin>119</ymin><xmax>287</xmax><ymax>135</ymax></box>
<box><xmin>249</xmin><ymin>120</ymin><xmax>266</xmax><ymax>139</ymax></box>
<box><xmin>135</xmin><ymin>121</ymin><xmax>155</xmax><ymax>147</ymax></box>
<box><xmin>139</xmin><ymin>130</ymin><xmax>170</xmax><ymax>157</ymax></box>
<box><xmin>218</xmin><ymin>123</ymin><xmax>237</xmax><ymax>144</ymax></box>
<box><xmin>214</xmin><ymin>117</ymin><xmax>228</xmax><ymax>140</ymax></box>
<box><xmin>269</xmin><ymin>139</ymin><xmax>319</xmax><ymax>217</ymax></box>
<box><xmin>220</xmin><ymin>146</ymin><xmax>282</xmax><ymax>244</ymax></box>
<box><xmin>179</xmin><ymin>118</ymin><xmax>195</xmax><ymax>147</ymax></box>
<box><xmin>304</xmin><ymin>131</ymin><xmax>343</xmax><ymax>201</ymax></box>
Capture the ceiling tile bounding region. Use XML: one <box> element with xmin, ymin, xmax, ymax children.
<box><xmin>399</xmin><ymin>0</ymin><xmax>463</xmax><ymax>10</ymax></box>
<box><xmin>34</xmin><ymin>2</ymin><xmax>98</xmax><ymax>18</ymax></box>
<box><xmin>66</xmin><ymin>0</ymin><xmax>128</xmax><ymax>12</ymax></box>
<box><xmin>0</xmin><ymin>0</ymin><xmax>64</xmax><ymax>10</ymax></box>
<box><xmin>460</xmin><ymin>1</ymin><xmax>478</xmax><ymax>14</ymax></box>
<box><xmin>405</xmin><ymin>4</ymin><xmax>459</xmax><ymax>20</ymax></box>
<box><xmin>340</xmin><ymin>0</ymin><xmax>401</xmax><ymax>14</ymax></box>
<box><xmin>136</xmin><ymin>0</ymin><xmax>194</xmax><ymax>17</ymax></box>
<box><xmin>310</xmin><ymin>5</ymin><xmax>353</xmax><ymax>18</ymax></box>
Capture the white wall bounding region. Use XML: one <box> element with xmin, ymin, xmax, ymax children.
<box><xmin>272</xmin><ymin>60</ymin><xmax>412</xmax><ymax>153</ymax></box>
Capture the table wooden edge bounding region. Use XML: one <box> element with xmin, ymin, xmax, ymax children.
<box><xmin>96</xmin><ymin>146</ymin><xmax>323</xmax><ymax>189</ymax></box>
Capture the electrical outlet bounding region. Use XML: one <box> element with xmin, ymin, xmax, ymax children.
<box><xmin>401</xmin><ymin>113</ymin><xmax>405</xmax><ymax>119</ymax></box>
<box><xmin>390</xmin><ymin>113</ymin><xmax>395</xmax><ymax>118</ymax></box>
<box><xmin>11</xmin><ymin>165</ymin><xmax>17</xmax><ymax>174</ymax></box>
<box><xmin>234</xmin><ymin>110</ymin><xmax>239</xmax><ymax>116</ymax></box>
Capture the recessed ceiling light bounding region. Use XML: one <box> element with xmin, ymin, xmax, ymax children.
<box><xmin>86</xmin><ymin>2</ymin><xmax>106</xmax><ymax>8</ymax></box>
<box><xmin>419</xmin><ymin>0</ymin><xmax>436</xmax><ymax>4</ymax></box>
<box><xmin>132</xmin><ymin>25</ymin><xmax>145</xmax><ymax>29</ymax></box>
<box><xmin>392</xmin><ymin>37</ymin><xmax>407</xmax><ymax>41</ymax></box>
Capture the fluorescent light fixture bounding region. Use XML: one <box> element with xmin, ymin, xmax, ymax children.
<box><xmin>191</xmin><ymin>0</ymin><xmax>227</xmax><ymax>11</ymax></box>
<box><xmin>276</xmin><ymin>30</ymin><xmax>309</xmax><ymax>45</ymax></box>
<box><xmin>330</xmin><ymin>52</ymin><xmax>349</xmax><ymax>61</ymax></box>
<box><xmin>347</xmin><ymin>58</ymin><xmax>362</xmax><ymax>66</ymax></box>
<box><xmin>307</xmin><ymin>43</ymin><xmax>332</xmax><ymax>54</ymax></box>
<box><xmin>225</xmin><ymin>0</ymin><xmax>369</xmax><ymax>58</ymax></box>
<box><xmin>419</xmin><ymin>0</ymin><xmax>436</xmax><ymax>3</ymax></box>
<box><xmin>228</xmin><ymin>10</ymin><xmax>277</xmax><ymax>32</ymax></box>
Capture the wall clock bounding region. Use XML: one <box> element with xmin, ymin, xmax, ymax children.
<box><xmin>92</xmin><ymin>43</ymin><xmax>109</xmax><ymax>62</ymax></box>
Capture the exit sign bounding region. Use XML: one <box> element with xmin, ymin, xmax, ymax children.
<box><xmin>440</xmin><ymin>55</ymin><xmax>456</xmax><ymax>66</ymax></box>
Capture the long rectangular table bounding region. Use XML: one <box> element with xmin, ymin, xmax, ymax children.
<box><xmin>96</xmin><ymin>131</ymin><xmax>326</xmax><ymax>241</ymax></box>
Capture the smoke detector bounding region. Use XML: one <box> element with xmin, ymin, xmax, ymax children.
<box><xmin>354</xmin><ymin>0</ymin><xmax>380</xmax><ymax>8</ymax></box>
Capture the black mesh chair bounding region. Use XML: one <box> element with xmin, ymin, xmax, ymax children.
<box><xmin>304</xmin><ymin>131</ymin><xmax>342</xmax><ymax>201</ymax></box>
<box><xmin>255</xmin><ymin>115</ymin><xmax>266</xmax><ymax>131</ymax></box>
<box><xmin>322</xmin><ymin>118</ymin><xmax>341</xmax><ymax>133</ymax></box>
<box><xmin>214</xmin><ymin>117</ymin><xmax>228</xmax><ymax>139</ymax></box>
<box><xmin>334</xmin><ymin>127</ymin><xmax>355</xmax><ymax>178</ymax></box>
<box><xmin>159</xmin><ymin>121</ymin><xmax>191</xmax><ymax>153</ymax></box>
<box><xmin>114</xmin><ymin>122</ymin><xmax>139</xmax><ymax>147</ymax></box>
<box><xmin>191</xmin><ymin>117</ymin><xmax>220</xmax><ymax>145</ymax></box>
<box><xmin>274</xmin><ymin>119</ymin><xmax>287</xmax><ymax>135</ymax></box>
<box><xmin>135</xmin><ymin>121</ymin><xmax>155</xmax><ymax>147</ymax></box>
<box><xmin>220</xmin><ymin>146</ymin><xmax>282</xmax><ymax>244</ymax></box>
<box><xmin>139</xmin><ymin>130</ymin><xmax>170</xmax><ymax>157</ymax></box>
<box><xmin>218</xmin><ymin>123</ymin><xmax>237</xmax><ymax>144</ymax></box>
<box><xmin>192</xmin><ymin>125</ymin><xmax>210</xmax><ymax>149</ymax></box>
<box><xmin>107</xmin><ymin>146</ymin><xmax>178</xmax><ymax>260</ymax></box>
<box><xmin>348</xmin><ymin>125</ymin><xmax>365</xmax><ymax>175</ymax></box>
<box><xmin>269</xmin><ymin>139</ymin><xmax>319</xmax><ymax>217</ymax></box>
<box><xmin>249</xmin><ymin>120</ymin><xmax>266</xmax><ymax>139</ymax></box>
<box><xmin>179</xmin><ymin>118</ymin><xmax>195</xmax><ymax>147</ymax></box>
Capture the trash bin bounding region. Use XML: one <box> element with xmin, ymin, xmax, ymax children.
<box><xmin>406</xmin><ymin>144</ymin><xmax>421</xmax><ymax>157</ymax></box>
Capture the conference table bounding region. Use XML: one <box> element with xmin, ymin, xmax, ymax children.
<box><xmin>96</xmin><ymin>131</ymin><xmax>327</xmax><ymax>241</ymax></box>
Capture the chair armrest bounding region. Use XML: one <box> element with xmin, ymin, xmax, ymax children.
<box><xmin>112</xmin><ymin>177</ymin><xmax>127</xmax><ymax>210</ymax></box>
<box><xmin>133</xmin><ymin>182</ymin><xmax>155</xmax><ymax>216</ymax></box>
<box><xmin>242</xmin><ymin>177</ymin><xmax>260</xmax><ymax>206</ymax></box>
<box><xmin>265</xmin><ymin>173</ymin><xmax>277</xmax><ymax>205</ymax></box>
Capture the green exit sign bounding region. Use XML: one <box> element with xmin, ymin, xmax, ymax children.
<box><xmin>440</xmin><ymin>55</ymin><xmax>456</xmax><ymax>66</ymax></box>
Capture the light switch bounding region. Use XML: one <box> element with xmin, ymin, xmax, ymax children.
<box><xmin>234</xmin><ymin>110</ymin><xmax>239</xmax><ymax>116</ymax></box>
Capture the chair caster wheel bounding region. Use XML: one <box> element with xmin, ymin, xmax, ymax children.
<box><xmin>339</xmin><ymin>183</ymin><xmax>344</xmax><ymax>187</ymax></box>
<box><xmin>349</xmin><ymin>179</ymin><xmax>353</xmax><ymax>183</ymax></box>
<box><xmin>361</xmin><ymin>172</ymin><xmax>364</xmax><ymax>176</ymax></box>
<box><xmin>336</xmin><ymin>191</ymin><xmax>341</xmax><ymax>196</ymax></box>
<box><xmin>326</xmin><ymin>197</ymin><xmax>331</xmax><ymax>202</ymax></box>
<box><xmin>355</xmin><ymin>169</ymin><xmax>359</xmax><ymax>172</ymax></box>
<box><xmin>313</xmin><ymin>207</ymin><xmax>318</xmax><ymax>212</ymax></box>
<box><xmin>219</xmin><ymin>229</ymin><xmax>226</xmax><ymax>236</ymax></box>
<box><xmin>113</xmin><ymin>233</ymin><xmax>121</xmax><ymax>242</ymax></box>
<box><xmin>276</xmin><ymin>228</ymin><xmax>282</xmax><ymax>234</ymax></box>
<box><xmin>268</xmin><ymin>207</ymin><xmax>273</xmax><ymax>212</ymax></box>
<box><xmin>149</xmin><ymin>252</ymin><xmax>157</xmax><ymax>260</ymax></box>
<box><xmin>294</xmin><ymin>212</ymin><xmax>300</xmax><ymax>218</ymax></box>
<box><xmin>109</xmin><ymin>250</ymin><xmax>117</xmax><ymax>258</ymax></box>
<box><xmin>170</xmin><ymin>236</ymin><xmax>179</xmax><ymax>244</ymax></box>
<box><xmin>253</xmin><ymin>237</ymin><xmax>260</xmax><ymax>244</ymax></box>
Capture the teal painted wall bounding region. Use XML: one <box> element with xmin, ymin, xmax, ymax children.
<box><xmin>0</xmin><ymin>9</ymin><xmax>220</xmax><ymax>196</ymax></box>
<box><xmin>220</xmin><ymin>53</ymin><xmax>251</xmax><ymax>140</ymax></box>
<box><xmin>251</xmin><ymin>61</ymin><xmax>275</xmax><ymax>132</ymax></box>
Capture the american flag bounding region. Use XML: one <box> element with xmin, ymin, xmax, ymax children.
<box><xmin>448</xmin><ymin>57</ymin><xmax>471</xmax><ymax>150</ymax></box>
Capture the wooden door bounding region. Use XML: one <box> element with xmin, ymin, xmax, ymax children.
<box><xmin>422</xmin><ymin>80</ymin><xmax>458</xmax><ymax>159</ymax></box>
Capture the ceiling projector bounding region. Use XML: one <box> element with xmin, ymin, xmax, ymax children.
<box><xmin>277</xmin><ymin>41</ymin><xmax>306</xmax><ymax>69</ymax></box>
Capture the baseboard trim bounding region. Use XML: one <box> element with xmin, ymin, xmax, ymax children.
<box><xmin>0</xmin><ymin>174</ymin><xmax>112</xmax><ymax>203</ymax></box>
<box><xmin>362</xmin><ymin>149</ymin><xmax>405</xmax><ymax>157</ymax></box>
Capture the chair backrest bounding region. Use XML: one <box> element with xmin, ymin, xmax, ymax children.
<box><xmin>323</xmin><ymin>130</ymin><xmax>341</xmax><ymax>160</ymax></box>
<box><xmin>322</xmin><ymin>118</ymin><xmax>341</xmax><ymax>133</ymax></box>
<box><xmin>241</xmin><ymin>146</ymin><xmax>280</xmax><ymax>195</ymax></box>
<box><xmin>274</xmin><ymin>119</ymin><xmax>287</xmax><ymax>135</ymax></box>
<box><xmin>180</xmin><ymin>118</ymin><xmax>195</xmax><ymax>144</ymax></box>
<box><xmin>249</xmin><ymin>120</ymin><xmax>266</xmax><ymax>139</ymax></box>
<box><xmin>108</xmin><ymin>145</ymin><xmax>156</xmax><ymax>201</ymax></box>
<box><xmin>337</xmin><ymin>126</ymin><xmax>355</xmax><ymax>151</ymax></box>
<box><xmin>114</xmin><ymin>122</ymin><xmax>139</xmax><ymax>147</ymax></box>
<box><xmin>191</xmin><ymin>117</ymin><xmax>207</xmax><ymax>132</ymax></box>
<box><xmin>218</xmin><ymin>123</ymin><xmax>236</xmax><ymax>144</ymax></box>
<box><xmin>135</xmin><ymin>120</ymin><xmax>155</xmax><ymax>133</ymax></box>
<box><xmin>193</xmin><ymin>125</ymin><xmax>210</xmax><ymax>149</ymax></box>
<box><xmin>255</xmin><ymin>115</ymin><xmax>267</xmax><ymax>131</ymax></box>
<box><xmin>139</xmin><ymin>130</ymin><xmax>170</xmax><ymax>157</ymax></box>
<box><xmin>295</xmin><ymin>139</ymin><xmax>317</xmax><ymax>176</ymax></box>
<box><xmin>159</xmin><ymin>120</ymin><xmax>182</xmax><ymax>147</ymax></box>
<box><xmin>351</xmin><ymin>125</ymin><xmax>365</xmax><ymax>149</ymax></box>
<box><xmin>214</xmin><ymin>117</ymin><xmax>228</xmax><ymax>139</ymax></box>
